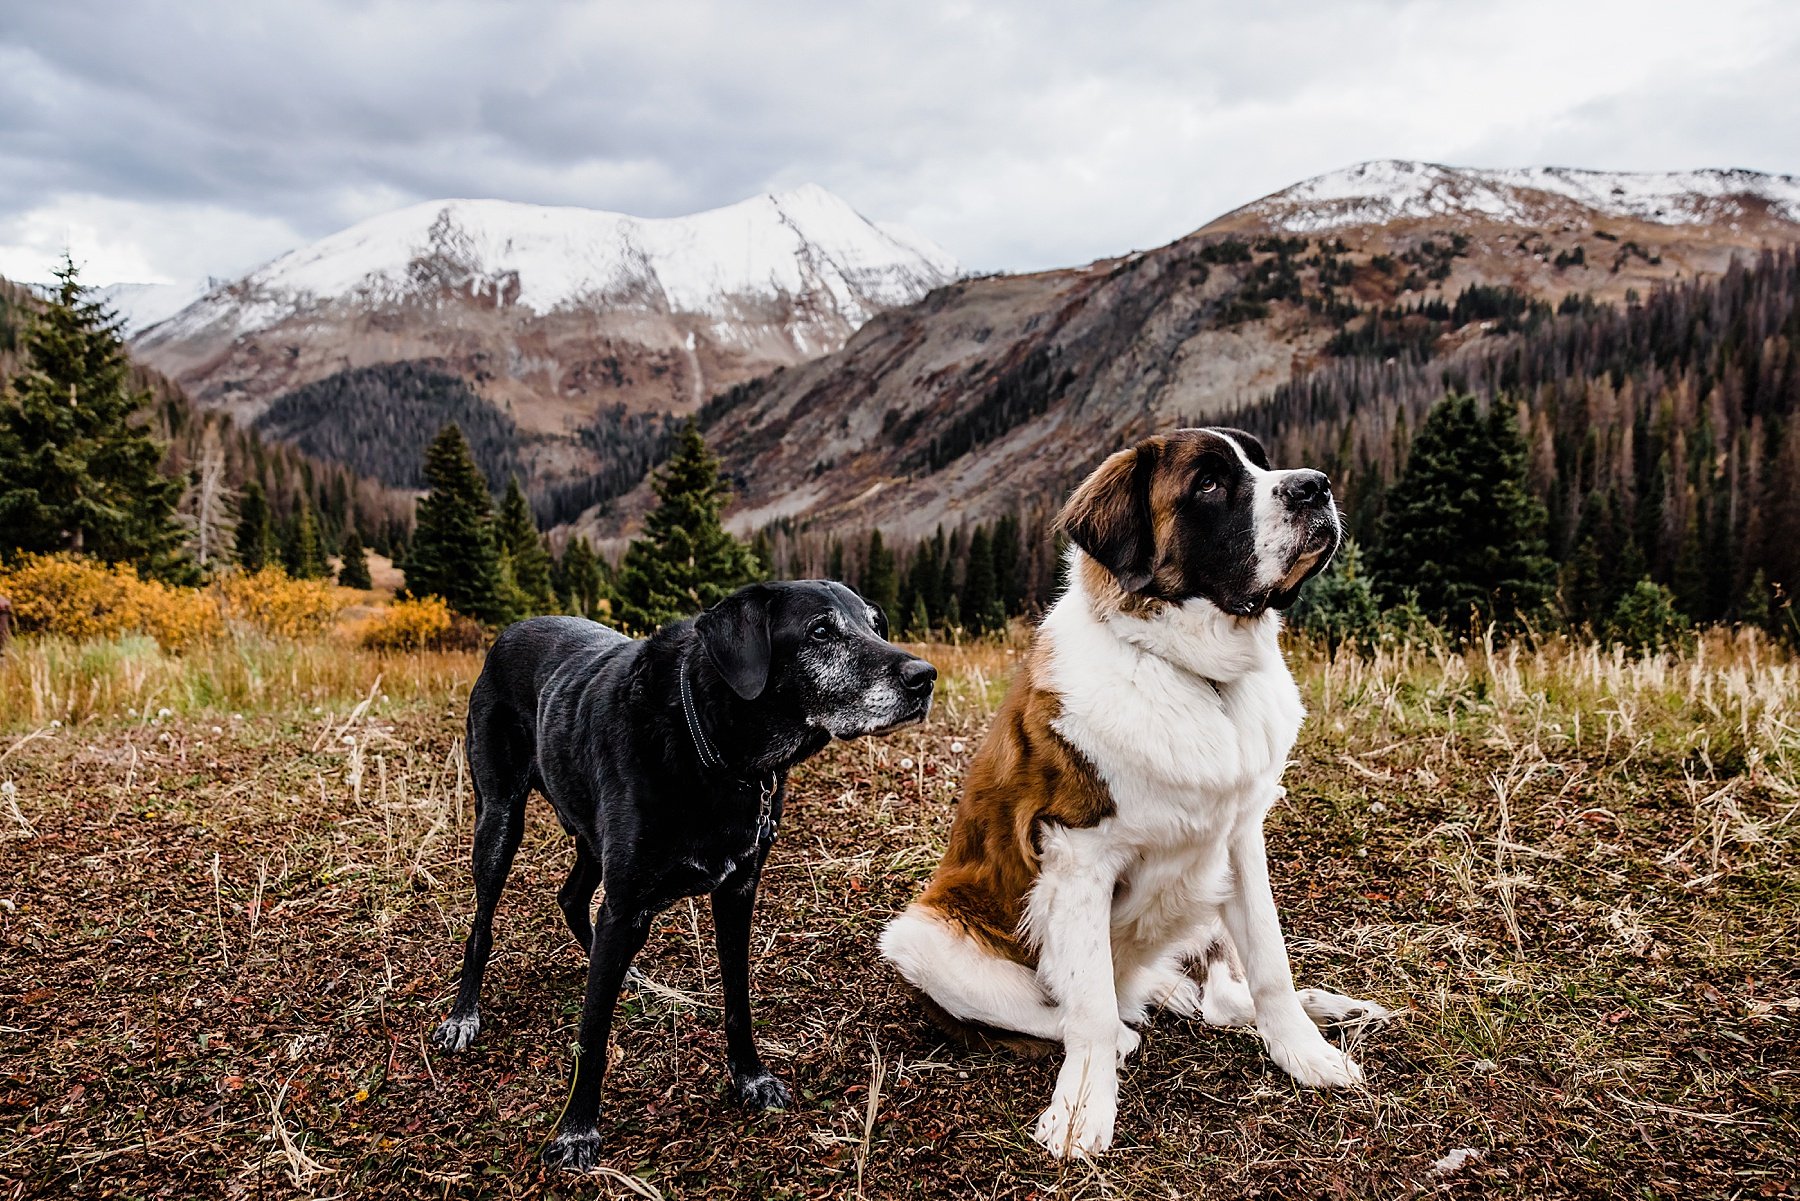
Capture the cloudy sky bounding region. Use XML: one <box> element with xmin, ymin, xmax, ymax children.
<box><xmin>2</xmin><ymin>0</ymin><xmax>1797</xmax><ymax>286</ymax></box>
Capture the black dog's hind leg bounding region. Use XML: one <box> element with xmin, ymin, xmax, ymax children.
<box><xmin>713</xmin><ymin>853</ymin><xmax>792</xmax><ymax>1109</ymax></box>
<box><xmin>543</xmin><ymin>900</ymin><xmax>652</xmax><ymax>1171</ymax></box>
<box><xmin>558</xmin><ymin>838</ymin><xmax>603</xmax><ymax>953</ymax></box>
<box><xmin>431</xmin><ymin>712</ymin><xmax>530</xmax><ymax>1053</ymax></box>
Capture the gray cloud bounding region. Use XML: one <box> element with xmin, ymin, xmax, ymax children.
<box><xmin>1</xmin><ymin>0</ymin><xmax>1796</xmax><ymax>285</ymax></box>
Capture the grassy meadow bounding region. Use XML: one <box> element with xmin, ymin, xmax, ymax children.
<box><xmin>0</xmin><ymin>621</ymin><xmax>1796</xmax><ymax>1199</ymax></box>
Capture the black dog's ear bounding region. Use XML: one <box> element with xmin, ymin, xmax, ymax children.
<box><xmin>695</xmin><ymin>587</ymin><xmax>772</xmax><ymax>700</ymax></box>
<box><xmin>1058</xmin><ymin>440</ymin><xmax>1160</xmax><ymax>594</ymax></box>
<box><xmin>867</xmin><ymin>602</ymin><xmax>890</xmax><ymax>640</ymax></box>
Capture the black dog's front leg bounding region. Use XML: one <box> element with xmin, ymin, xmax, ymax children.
<box><xmin>543</xmin><ymin>901</ymin><xmax>651</xmax><ymax>1172</ymax></box>
<box><xmin>712</xmin><ymin>858</ymin><xmax>792</xmax><ymax>1110</ymax></box>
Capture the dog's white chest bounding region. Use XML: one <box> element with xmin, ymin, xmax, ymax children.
<box><xmin>1041</xmin><ymin>593</ymin><xmax>1303</xmax><ymax>819</ymax></box>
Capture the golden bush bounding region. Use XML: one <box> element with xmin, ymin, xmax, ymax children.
<box><xmin>357</xmin><ymin>596</ymin><xmax>456</xmax><ymax>651</ymax></box>
<box><xmin>0</xmin><ymin>554</ymin><xmax>223</xmax><ymax>650</ymax></box>
<box><xmin>215</xmin><ymin>569</ymin><xmax>345</xmax><ymax>639</ymax></box>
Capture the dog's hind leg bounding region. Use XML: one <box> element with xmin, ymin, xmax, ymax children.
<box><xmin>432</xmin><ymin>706</ymin><xmax>531</xmax><ymax>1054</ymax></box>
<box><xmin>558</xmin><ymin>838</ymin><xmax>603</xmax><ymax>954</ymax></box>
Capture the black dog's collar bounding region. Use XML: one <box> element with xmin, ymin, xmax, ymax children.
<box><xmin>681</xmin><ymin>650</ymin><xmax>780</xmax><ymax>839</ymax></box>
<box><xmin>679</xmin><ymin>650</ymin><xmax>727</xmax><ymax>772</ymax></box>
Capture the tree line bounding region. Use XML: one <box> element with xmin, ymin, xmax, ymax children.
<box><xmin>0</xmin><ymin>260</ymin><xmax>410</xmax><ymax>585</ymax></box>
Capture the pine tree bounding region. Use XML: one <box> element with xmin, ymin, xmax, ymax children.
<box><xmin>561</xmin><ymin>536</ymin><xmax>605</xmax><ymax>618</ymax></box>
<box><xmin>405</xmin><ymin>424</ymin><xmax>513</xmax><ymax>624</ymax></box>
<box><xmin>0</xmin><ymin>255</ymin><xmax>186</xmax><ymax>577</ymax></box>
<box><xmin>961</xmin><ymin>525</ymin><xmax>1003</xmax><ymax>634</ymax></box>
<box><xmin>613</xmin><ymin>423</ymin><xmax>759</xmax><ymax>632</ymax></box>
<box><xmin>282</xmin><ymin>498</ymin><xmax>328</xmax><ymax>579</ymax></box>
<box><xmin>861</xmin><ymin>529</ymin><xmax>899</xmax><ymax>619</ymax></box>
<box><xmin>337</xmin><ymin>525</ymin><xmax>373</xmax><ymax>589</ymax></box>
<box><xmin>1370</xmin><ymin>394</ymin><xmax>1552</xmax><ymax>630</ymax></box>
<box><xmin>234</xmin><ymin>480</ymin><xmax>277</xmax><ymax>573</ymax></box>
<box><xmin>992</xmin><ymin>513</ymin><xmax>1025</xmax><ymax>615</ymax></box>
<box><xmin>497</xmin><ymin>476</ymin><xmax>555</xmax><ymax>615</ymax></box>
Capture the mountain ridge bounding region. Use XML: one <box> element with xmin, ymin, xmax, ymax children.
<box><xmin>129</xmin><ymin>184</ymin><xmax>960</xmax><ymax>492</ymax></box>
<box><xmin>568</xmin><ymin>159</ymin><xmax>1800</xmax><ymax>546</ymax></box>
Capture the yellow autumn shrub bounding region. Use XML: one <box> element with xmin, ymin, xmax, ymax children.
<box><xmin>357</xmin><ymin>596</ymin><xmax>455</xmax><ymax>651</ymax></box>
<box><xmin>214</xmin><ymin>569</ymin><xmax>346</xmax><ymax>639</ymax></box>
<box><xmin>0</xmin><ymin>553</ymin><xmax>223</xmax><ymax>650</ymax></box>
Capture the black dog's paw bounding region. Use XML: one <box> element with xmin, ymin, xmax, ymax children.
<box><xmin>733</xmin><ymin>1070</ymin><xmax>793</xmax><ymax>1111</ymax></box>
<box><xmin>542</xmin><ymin>1128</ymin><xmax>605</xmax><ymax>1173</ymax></box>
<box><xmin>430</xmin><ymin>1012</ymin><xmax>481</xmax><ymax>1053</ymax></box>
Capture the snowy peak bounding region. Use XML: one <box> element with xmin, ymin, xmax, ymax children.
<box><xmin>1224</xmin><ymin>160</ymin><xmax>1800</xmax><ymax>233</ymax></box>
<box><xmin>144</xmin><ymin>185</ymin><xmax>958</xmax><ymax>342</ymax></box>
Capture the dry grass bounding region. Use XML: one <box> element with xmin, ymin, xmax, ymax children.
<box><xmin>0</xmin><ymin>627</ymin><xmax>1795</xmax><ymax>1198</ymax></box>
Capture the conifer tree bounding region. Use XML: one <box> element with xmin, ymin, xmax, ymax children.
<box><xmin>337</xmin><ymin>525</ymin><xmax>373</xmax><ymax>589</ymax></box>
<box><xmin>861</xmin><ymin>529</ymin><xmax>899</xmax><ymax>619</ymax></box>
<box><xmin>613</xmin><ymin>423</ymin><xmax>758</xmax><ymax>632</ymax></box>
<box><xmin>234</xmin><ymin>480</ymin><xmax>277</xmax><ymax>573</ymax></box>
<box><xmin>1370</xmin><ymin>394</ymin><xmax>1552</xmax><ymax>630</ymax></box>
<box><xmin>992</xmin><ymin>513</ymin><xmax>1025</xmax><ymax>615</ymax></box>
<box><xmin>497</xmin><ymin>476</ymin><xmax>555</xmax><ymax>615</ymax></box>
<box><xmin>0</xmin><ymin>255</ymin><xmax>186</xmax><ymax>577</ymax></box>
<box><xmin>282</xmin><ymin>498</ymin><xmax>328</xmax><ymax>579</ymax></box>
<box><xmin>405</xmin><ymin>423</ymin><xmax>512</xmax><ymax>624</ymax></box>
<box><xmin>561</xmin><ymin>536</ymin><xmax>605</xmax><ymax>618</ymax></box>
<box><xmin>961</xmin><ymin>525</ymin><xmax>1002</xmax><ymax>634</ymax></box>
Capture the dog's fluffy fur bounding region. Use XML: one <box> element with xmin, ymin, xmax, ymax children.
<box><xmin>880</xmin><ymin>428</ymin><xmax>1390</xmax><ymax>1158</ymax></box>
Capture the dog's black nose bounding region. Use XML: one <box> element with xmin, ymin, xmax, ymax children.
<box><xmin>1278</xmin><ymin>470</ymin><xmax>1331</xmax><ymax>510</ymax></box>
<box><xmin>899</xmin><ymin>659</ymin><xmax>937</xmax><ymax>696</ymax></box>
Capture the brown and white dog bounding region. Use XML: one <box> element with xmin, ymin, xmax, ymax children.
<box><xmin>880</xmin><ymin>427</ymin><xmax>1390</xmax><ymax>1158</ymax></box>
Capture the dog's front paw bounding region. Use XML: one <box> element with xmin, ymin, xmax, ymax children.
<box><xmin>542</xmin><ymin>1128</ymin><xmax>605</xmax><ymax>1173</ymax></box>
<box><xmin>732</xmin><ymin>1070</ymin><xmax>793</xmax><ymax>1111</ymax></box>
<box><xmin>1265</xmin><ymin>1030</ymin><xmax>1364</xmax><ymax>1088</ymax></box>
<box><xmin>429</xmin><ymin>1011</ymin><xmax>481</xmax><ymax>1053</ymax></box>
<box><xmin>1032</xmin><ymin>1089</ymin><xmax>1116</xmax><ymax>1159</ymax></box>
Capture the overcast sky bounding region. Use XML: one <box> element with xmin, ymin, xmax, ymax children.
<box><xmin>2</xmin><ymin>0</ymin><xmax>1797</xmax><ymax>286</ymax></box>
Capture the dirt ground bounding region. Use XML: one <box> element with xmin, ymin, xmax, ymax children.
<box><xmin>1</xmin><ymin>642</ymin><xmax>1795</xmax><ymax>1199</ymax></box>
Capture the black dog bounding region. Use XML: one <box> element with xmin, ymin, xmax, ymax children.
<box><xmin>430</xmin><ymin>581</ymin><xmax>936</xmax><ymax>1171</ymax></box>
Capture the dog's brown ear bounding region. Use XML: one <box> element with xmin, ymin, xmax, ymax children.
<box><xmin>695</xmin><ymin>586</ymin><xmax>771</xmax><ymax>700</ymax></box>
<box><xmin>1059</xmin><ymin>441</ymin><xmax>1159</xmax><ymax>594</ymax></box>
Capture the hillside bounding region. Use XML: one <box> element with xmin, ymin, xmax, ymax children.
<box><xmin>129</xmin><ymin>186</ymin><xmax>959</xmax><ymax>494</ymax></box>
<box><xmin>571</xmin><ymin>161</ymin><xmax>1800</xmax><ymax>544</ymax></box>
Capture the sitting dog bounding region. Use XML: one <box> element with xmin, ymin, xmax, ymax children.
<box><xmin>432</xmin><ymin>581</ymin><xmax>937</xmax><ymax>1171</ymax></box>
<box><xmin>880</xmin><ymin>428</ymin><xmax>1390</xmax><ymax>1158</ymax></box>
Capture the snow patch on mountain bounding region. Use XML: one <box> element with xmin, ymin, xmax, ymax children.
<box><xmin>1235</xmin><ymin>160</ymin><xmax>1800</xmax><ymax>233</ymax></box>
<box><xmin>145</xmin><ymin>184</ymin><xmax>959</xmax><ymax>343</ymax></box>
<box><xmin>96</xmin><ymin>279</ymin><xmax>213</xmax><ymax>332</ymax></box>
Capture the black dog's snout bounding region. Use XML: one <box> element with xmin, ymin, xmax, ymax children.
<box><xmin>899</xmin><ymin>658</ymin><xmax>938</xmax><ymax>696</ymax></box>
<box><xmin>1279</xmin><ymin>469</ymin><xmax>1331</xmax><ymax>510</ymax></box>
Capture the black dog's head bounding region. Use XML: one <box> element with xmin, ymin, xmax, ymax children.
<box><xmin>1060</xmin><ymin>427</ymin><xmax>1341</xmax><ymax>616</ymax></box>
<box><xmin>694</xmin><ymin>581</ymin><xmax>936</xmax><ymax>737</ymax></box>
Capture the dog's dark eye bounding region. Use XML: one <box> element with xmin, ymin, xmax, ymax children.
<box><xmin>1196</xmin><ymin>474</ymin><xmax>1221</xmax><ymax>495</ymax></box>
<box><xmin>809</xmin><ymin>621</ymin><xmax>833</xmax><ymax>642</ymax></box>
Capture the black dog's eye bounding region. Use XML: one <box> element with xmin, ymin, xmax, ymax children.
<box><xmin>809</xmin><ymin>621</ymin><xmax>833</xmax><ymax>642</ymax></box>
<box><xmin>1196</xmin><ymin>474</ymin><xmax>1221</xmax><ymax>495</ymax></box>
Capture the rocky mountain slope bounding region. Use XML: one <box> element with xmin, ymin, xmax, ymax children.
<box><xmin>573</xmin><ymin>160</ymin><xmax>1800</xmax><ymax>543</ymax></box>
<box><xmin>129</xmin><ymin>185</ymin><xmax>958</xmax><ymax>490</ymax></box>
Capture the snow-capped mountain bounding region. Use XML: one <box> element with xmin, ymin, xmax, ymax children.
<box><xmin>140</xmin><ymin>184</ymin><xmax>957</xmax><ymax>344</ymax></box>
<box><xmin>1220</xmin><ymin>160</ymin><xmax>1800</xmax><ymax>233</ymax></box>
<box><xmin>96</xmin><ymin>279</ymin><xmax>212</xmax><ymax>333</ymax></box>
<box><xmin>129</xmin><ymin>186</ymin><xmax>958</xmax><ymax>492</ymax></box>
